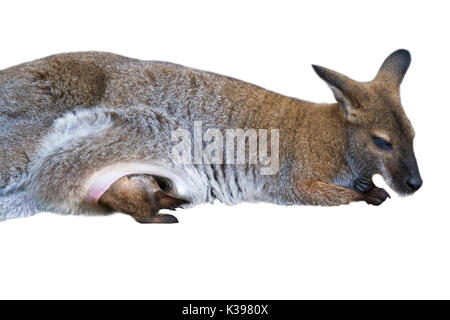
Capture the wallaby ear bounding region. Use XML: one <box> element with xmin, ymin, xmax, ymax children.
<box><xmin>375</xmin><ymin>49</ymin><xmax>411</xmax><ymax>86</ymax></box>
<box><xmin>312</xmin><ymin>64</ymin><xmax>359</xmax><ymax>120</ymax></box>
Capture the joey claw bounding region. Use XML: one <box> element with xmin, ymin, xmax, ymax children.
<box><xmin>364</xmin><ymin>187</ymin><xmax>390</xmax><ymax>206</ymax></box>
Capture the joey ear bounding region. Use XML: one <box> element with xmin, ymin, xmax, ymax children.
<box><xmin>375</xmin><ymin>49</ymin><xmax>411</xmax><ymax>86</ymax></box>
<box><xmin>312</xmin><ymin>64</ymin><xmax>359</xmax><ymax>120</ymax></box>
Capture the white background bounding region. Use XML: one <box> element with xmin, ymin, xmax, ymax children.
<box><xmin>0</xmin><ymin>0</ymin><xmax>448</xmax><ymax>299</ymax></box>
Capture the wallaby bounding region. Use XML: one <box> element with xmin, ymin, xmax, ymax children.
<box><xmin>0</xmin><ymin>49</ymin><xmax>422</xmax><ymax>223</ymax></box>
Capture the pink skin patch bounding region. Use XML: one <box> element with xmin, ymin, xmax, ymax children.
<box><xmin>86</xmin><ymin>169</ymin><xmax>157</xmax><ymax>204</ymax></box>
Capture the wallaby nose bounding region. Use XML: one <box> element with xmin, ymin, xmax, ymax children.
<box><xmin>406</xmin><ymin>175</ymin><xmax>423</xmax><ymax>192</ymax></box>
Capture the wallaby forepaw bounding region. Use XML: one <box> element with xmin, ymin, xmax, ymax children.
<box><xmin>134</xmin><ymin>213</ymin><xmax>179</xmax><ymax>224</ymax></box>
<box><xmin>364</xmin><ymin>187</ymin><xmax>390</xmax><ymax>206</ymax></box>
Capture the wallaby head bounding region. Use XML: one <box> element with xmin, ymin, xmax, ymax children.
<box><xmin>312</xmin><ymin>49</ymin><xmax>422</xmax><ymax>195</ymax></box>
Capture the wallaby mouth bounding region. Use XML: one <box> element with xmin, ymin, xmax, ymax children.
<box><xmin>384</xmin><ymin>169</ymin><xmax>423</xmax><ymax>195</ymax></box>
<box><xmin>379</xmin><ymin>152</ymin><xmax>422</xmax><ymax>196</ymax></box>
<box><xmin>392</xmin><ymin>175</ymin><xmax>423</xmax><ymax>195</ymax></box>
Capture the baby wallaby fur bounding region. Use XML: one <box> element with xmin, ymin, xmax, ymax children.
<box><xmin>0</xmin><ymin>49</ymin><xmax>422</xmax><ymax>223</ymax></box>
<box><xmin>98</xmin><ymin>175</ymin><xmax>187</xmax><ymax>223</ymax></box>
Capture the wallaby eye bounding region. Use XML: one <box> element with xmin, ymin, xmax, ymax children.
<box><xmin>372</xmin><ymin>136</ymin><xmax>393</xmax><ymax>150</ymax></box>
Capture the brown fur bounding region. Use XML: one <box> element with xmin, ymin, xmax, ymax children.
<box><xmin>98</xmin><ymin>175</ymin><xmax>187</xmax><ymax>223</ymax></box>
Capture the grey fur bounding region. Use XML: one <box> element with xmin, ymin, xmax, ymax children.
<box><xmin>0</xmin><ymin>191</ymin><xmax>41</xmax><ymax>221</ymax></box>
<box><xmin>0</xmin><ymin>52</ymin><xmax>299</xmax><ymax>220</ymax></box>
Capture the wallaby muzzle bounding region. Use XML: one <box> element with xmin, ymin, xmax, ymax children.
<box><xmin>405</xmin><ymin>155</ymin><xmax>422</xmax><ymax>192</ymax></box>
<box><xmin>400</xmin><ymin>154</ymin><xmax>423</xmax><ymax>194</ymax></box>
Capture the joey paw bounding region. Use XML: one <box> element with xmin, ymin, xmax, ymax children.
<box><xmin>134</xmin><ymin>213</ymin><xmax>179</xmax><ymax>224</ymax></box>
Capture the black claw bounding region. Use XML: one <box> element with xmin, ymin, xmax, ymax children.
<box><xmin>354</xmin><ymin>176</ymin><xmax>376</xmax><ymax>194</ymax></box>
<box><xmin>364</xmin><ymin>187</ymin><xmax>390</xmax><ymax>206</ymax></box>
